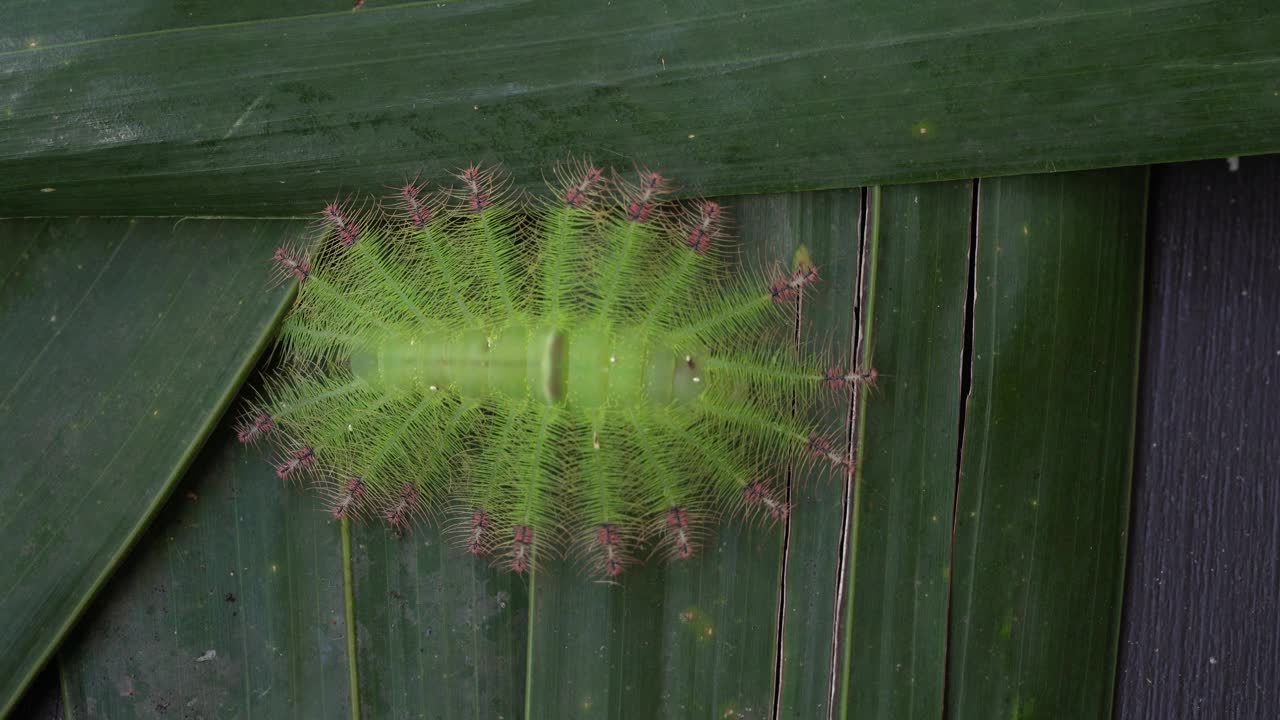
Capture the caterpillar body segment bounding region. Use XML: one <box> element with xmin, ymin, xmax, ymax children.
<box><xmin>248</xmin><ymin>163</ymin><xmax>855</xmax><ymax>577</ymax></box>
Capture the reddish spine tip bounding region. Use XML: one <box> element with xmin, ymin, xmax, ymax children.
<box><xmin>593</xmin><ymin>523</ymin><xmax>627</xmax><ymax>577</ymax></box>
<box><xmin>385</xmin><ymin>483</ymin><xmax>419</xmax><ymax>528</ymax></box>
<box><xmin>331</xmin><ymin>476</ymin><xmax>366</xmax><ymax>519</ymax></box>
<box><xmin>743</xmin><ymin>481</ymin><xmax>790</xmax><ymax>521</ymax></box>
<box><xmin>626</xmin><ymin>171</ymin><xmax>667</xmax><ymax>223</ymax></box>
<box><xmin>685</xmin><ymin>227</ymin><xmax>710</xmax><ymax>253</ymax></box>
<box><xmin>466</xmin><ymin>508</ymin><xmax>491</xmax><ymax>555</ymax></box>
<box><xmin>563</xmin><ymin>166</ymin><xmax>603</xmax><ymax>207</ymax></box>
<box><xmin>273</xmin><ymin>247</ymin><xmax>311</xmax><ymax>282</ymax></box>
<box><xmin>826</xmin><ymin>366</ymin><xmax>878</xmax><ymax>391</ymax></box>
<box><xmin>323</xmin><ymin>202</ymin><xmax>361</xmax><ymax>247</ymax></box>
<box><xmin>769</xmin><ymin>277</ymin><xmax>795</xmax><ymax>302</ymax></box>
<box><xmin>510</xmin><ymin>524</ymin><xmax>534</xmax><ymax>573</ymax></box>
<box><xmin>806</xmin><ymin>433</ymin><xmax>831</xmax><ymax>459</ymax></box>
<box><xmin>794</xmin><ymin>263</ymin><xmax>820</xmax><ymax>286</ymax></box>
<box><xmin>771</xmin><ymin>262</ymin><xmax>821</xmax><ymax>302</ymax></box>
<box><xmin>275</xmin><ymin>446</ymin><xmax>315</xmax><ymax>480</ymax></box>
<box><xmin>400</xmin><ymin>183</ymin><xmax>431</xmax><ymax>228</ymax></box>
<box><xmin>807</xmin><ymin>434</ymin><xmax>853</xmax><ymax>471</ymax></box>
<box><xmin>666</xmin><ymin>506</ymin><xmax>688</xmax><ymax>529</ymax></box>
<box><xmin>823</xmin><ymin>366</ymin><xmax>846</xmax><ymax>390</ymax></box>
<box><xmin>627</xmin><ymin>200</ymin><xmax>654</xmax><ymax>223</ymax></box>
<box><xmin>460</xmin><ymin>165</ymin><xmax>490</xmax><ymax>212</ymax></box>
<box><xmin>665</xmin><ymin>506</ymin><xmax>693</xmax><ymax>560</ymax></box>
<box><xmin>237</xmin><ymin>413</ymin><xmax>275</xmax><ymax>443</ymax></box>
<box><xmin>682</xmin><ymin>200</ymin><xmax>723</xmax><ymax>254</ymax></box>
<box><xmin>595</xmin><ymin>523</ymin><xmax>621</xmax><ymax>547</ymax></box>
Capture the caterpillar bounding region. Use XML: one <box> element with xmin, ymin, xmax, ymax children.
<box><xmin>240</xmin><ymin>161</ymin><xmax>870</xmax><ymax>577</ymax></box>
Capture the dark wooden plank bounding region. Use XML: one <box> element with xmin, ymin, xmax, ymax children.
<box><xmin>1116</xmin><ymin>154</ymin><xmax>1280</xmax><ymax>719</ymax></box>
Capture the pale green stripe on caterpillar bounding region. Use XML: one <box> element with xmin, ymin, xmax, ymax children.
<box><xmin>241</xmin><ymin>161</ymin><xmax>874</xmax><ymax>578</ymax></box>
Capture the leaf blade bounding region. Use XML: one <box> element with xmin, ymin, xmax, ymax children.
<box><xmin>836</xmin><ymin>181</ymin><xmax>973</xmax><ymax>719</ymax></box>
<box><xmin>60</xmin><ymin>424</ymin><xmax>352</xmax><ymax>720</ymax></box>
<box><xmin>0</xmin><ymin>218</ymin><xmax>296</xmax><ymax>714</ymax></box>
<box><xmin>1</xmin><ymin>2</ymin><xmax>1275</xmax><ymax>214</ymax></box>
<box><xmin>946</xmin><ymin>169</ymin><xmax>1147</xmax><ymax>719</ymax></box>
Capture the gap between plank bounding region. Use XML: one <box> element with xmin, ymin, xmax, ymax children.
<box><xmin>826</xmin><ymin>186</ymin><xmax>874</xmax><ymax>719</ymax></box>
<box><xmin>769</xmin><ymin>200</ymin><xmax>809</xmax><ymax>717</ymax></box>
<box><xmin>939</xmin><ymin>178</ymin><xmax>981</xmax><ymax>720</ymax></box>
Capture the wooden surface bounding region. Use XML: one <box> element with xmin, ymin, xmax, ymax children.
<box><xmin>1115</xmin><ymin>154</ymin><xmax>1280</xmax><ymax>719</ymax></box>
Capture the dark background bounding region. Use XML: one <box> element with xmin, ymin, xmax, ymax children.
<box><xmin>14</xmin><ymin>155</ymin><xmax>1280</xmax><ymax>719</ymax></box>
<box><xmin>1116</xmin><ymin>154</ymin><xmax>1280</xmax><ymax>719</ymax></box>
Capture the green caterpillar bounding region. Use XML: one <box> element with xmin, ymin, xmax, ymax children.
<box><xmin>241</xmin><ymin>162</ymin><xmax>868</xmax><ymax>577</ymax></box>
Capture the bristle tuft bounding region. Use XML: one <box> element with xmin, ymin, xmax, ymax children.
<box><xmin>508</xmin><ymin>524</ymin><xmax>535</xmax><ymax>574</ymax></box>
<box><xmin>562</xmin><ymin>165</ymin><xmax>604</xmax><ymax>208</ymax></box>
<box><xmin>384</xmin><ymin>482</ymin><xmax>420</xmax><ymax>529</ymax></box>
<box><xmin>771</xmin><ymin>262</ymin><xmax>821</xmax><ymax>303</ymax></box>
<box><xmin>592</xmin><ymin>523</ymin><xmax>631</xmax><ymax>577</ymax></box>
<box><xmin>330</xmin><ymin>476</ymin><xmax>367</xmax><ymax>519</ymax></box>
<box><xmin>272</xmin><ymin>245</ymin><xmax>311</xmax><ymax>284</ymax></box>
<box><xmin>621</xmin><ymin>169</ymin><xmax>670</xmax><ymax>223</ymax></box>
<box><xmin>322</xmin><ymin>201</ymin><xmax>363</xmax><ymax>248</ymax></box>
<box><xmin>664</xmin><ymin>506</ymin><xmax>695</xmax><ymax>560</ymax></box>
<box><xmin>823</xmin><ymin>366</ymin><xmax>879</xmax><ymax>391</ymax></box>
<box><xmin>806</xmin><ymin>434</ymin><xmax>853</xmax><ymax>472</ymax></box>
<box><xmin>743</xmin><ymin>480</ymin><xmax>790</xmax><ymax>524</ymax></box>
<box><xmin>681</xmin><ymin>200</ymin><xmax>724</xmax><ymax>254</ymax></box>
<box><xmin>275</xmin><ymin>446</ymin><xmax>315</xmax><ymax>480</ymax></box>
<box><xmin>398</xmin><ymin>180</ymin><xmax>432</xmax><ymax>228</ymax></box>
<box><xmin>237</xmin><ymin>412</ymin><xmax>274</xmax><ymax>444</ymax></box>
<box><xmin>463</xmin><ymin>507</ymin><xmax>492</xmax><ymax>556</ymax></box>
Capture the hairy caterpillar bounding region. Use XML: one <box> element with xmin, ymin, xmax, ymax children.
<box><xmin>241</xmin><ymin>161</ymin><xmax>872</xmax><ymax>577</ymax></box>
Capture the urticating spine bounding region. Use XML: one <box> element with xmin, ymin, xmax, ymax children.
<box><xmin>244</xmin><ymin>161</ymin><xmax>866</xmax><ymax>577</ymax></box>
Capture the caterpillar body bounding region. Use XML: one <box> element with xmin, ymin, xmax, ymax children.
<box><xmin>243</xmin><ymin>162</ymin><xmax>865</xmax><ymax>577</ymax></box>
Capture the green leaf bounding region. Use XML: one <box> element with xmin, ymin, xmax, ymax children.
<box><xmin>773</xmin><ymin>190</ymin><xmax>862</xmax><ymax>717</ymax></box>
<box><xmin>946</xmin><ymin>169</ymin><xmax>1147</xmax><ymax>719</ymax></box>
<box><xmin>60</xmin><ymin>424</ymin><xmax>351</xmax><ymax>719</ymax></box>
<box><xmin>1</xmin><ymin>2</ymin><xmax>1276</xmax><ymax>215</ymax></box>
<box><xmin>836</xmin><ymin>181</ymin><xmax>973</xmax><ymax>719</ymax></box>
<box><xmin>0</xmin><ymin>218</ymin><xmax>296</xmax><ymax>714</ymax></box>
<box><xmin>350</xmin><ymin>517</ymin><xmax>529</xmax><ymax>717</ymax></box>
<box><xmin>36</xmin><ymin>172</ymin><xmax>1146</xmax><ymax>719</ymax></box>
